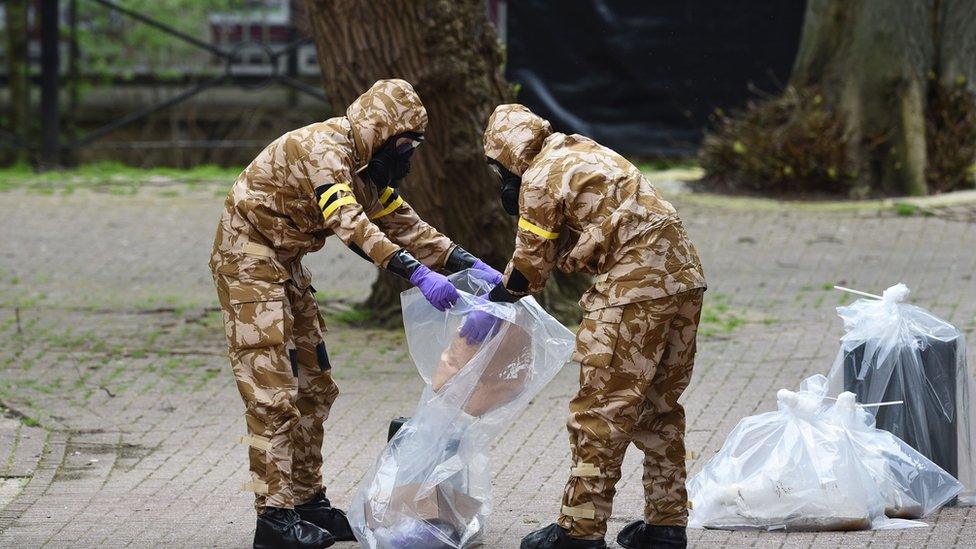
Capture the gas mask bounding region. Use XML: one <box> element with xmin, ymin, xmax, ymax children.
<box><xmin>365</xmin><ymin>131</ymin><xmax>424</xmax><ymax>189</ymax></box>
<box><xmin>487</xmin><ymin>158</ymin><xmax>521</xmax><ymax>216</ymax></box>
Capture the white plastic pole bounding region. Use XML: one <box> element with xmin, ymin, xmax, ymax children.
<box><xmin>833</xmin><ymin>285</ymin><xmax>883</xmax><ymax>300</ymax></box>
<box><xmin>858</xmin><ymin>400</ymin><xmax>904</xmax><ymax>408</ymax></box>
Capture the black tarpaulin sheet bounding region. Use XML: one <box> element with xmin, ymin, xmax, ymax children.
<box><xmin>505</xmin><ymin>1</ymin><xmax>806</xmax><ymax>156</ymax></box>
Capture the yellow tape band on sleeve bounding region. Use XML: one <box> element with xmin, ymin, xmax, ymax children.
<box><xmin>321</xmin><ymin>195</ymin><xmax>357</xmax><ymax>220</ymax></box>
<box><xmin>239</xmin><ymin>434</ymin><xmax>271</xmax><ymax>452</ymax></box>
<box><xmin>378</xmin><ymin>186</ymin><xmax>395</xmax><ymax>203</ymax></box>
<box><xmin>242</xmin><ymin>480</ymin><xmax>269</xmax><ymax>495</ymax></box>
<box><xmin>685</xmin><ymin>450</ymin><xmax>698</xmax><ymax>461</ymax></box>
<box><xmin>370</xmin><ymin>196</ymin><xmax>404</xmax><ymax>220</ymax></box>
<box><xmin>518</xmin><ymin>217</ymin><xmax>560</xmax><ymax>240</ymax></box>
<box><xmin>317</xmin><ymin>183</ymin><xmax>352</xmax><ymax>210</ymax></box>
<box><xmin>561</xmin><ymin>504</ymin><xmax>596</xmax><ymax>520</ymax></box>
<box><xmin>570</xmin><ymin>463</ymin><xmax>602</xmax><ymax>477</ymax></box>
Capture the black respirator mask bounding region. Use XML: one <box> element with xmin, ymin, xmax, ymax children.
<box><xmin>488</xmin><ymin>159</ymin><xmax>521</xmax><ymax>216</ymax></box>
<box><xmin>365</xmin><ymin>131</ymin><xmax>424</xmax><ymax>189</ymax></box>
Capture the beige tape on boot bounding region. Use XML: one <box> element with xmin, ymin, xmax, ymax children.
<box><xmin>561</xmin><ymin>503</ymin><xmax>596</xmax><ymax>520</ymax></box>
<box><xmin>570</xmin><ymin>463</ymin><xmax>603</xmax><ymax>477</ymax></box>
<box><xmin>242</xmin><ymin>480</ymin><xmax>269</xmax><ymax>495</ymax></box>
<box><xmin>685</xmin><ymin>450</ymin><xmax>698</xmax><ymax>461</ymax></box>
<box><xmin>239</xmin><ymin>434</ymin><xmax>271</xmax><ymax>452</ymax></box>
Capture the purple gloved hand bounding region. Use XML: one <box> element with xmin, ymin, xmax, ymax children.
<box><xmin>409</xmin><ymin>265</ymin><xmax>459</xmax><ymax>311</ymax></box>
<box><xmin>471</xmin><ymin>259</ymin><xmax>503</xmax><ymax>285</ymax></box>
<box><xmin>459</xmin><ymin>307</ymin><xmax>500</xmax><ymax>345</ymax></box>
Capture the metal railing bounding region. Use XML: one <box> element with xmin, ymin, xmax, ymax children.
<box><xmin>2</xmin><ymin>0</ymin><xmax>329</xmax><ymax>167</ymax></box>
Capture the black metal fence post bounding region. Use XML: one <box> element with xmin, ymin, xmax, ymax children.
<box><xmin>40</xmin><ymin>0</ymin><xmax>61</xmax><ymax>169</ymax></box>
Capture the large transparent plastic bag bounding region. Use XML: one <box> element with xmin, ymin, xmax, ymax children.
<box><xmin>825</xmin><ymin>283</ymin><xmax>975</xmax><ymax>505</ymax></box>
<box><xmin>825</xmin><ymin>392</ymin><xmax>962</xmax><ymax>519</ymax></box>
<box><xmin>348</xmin><ymin>270</ymin><xmax>575</xmax><ymax>548</ymax></box>
<box><xmin>688</xmin><ymin>376</ymin><xmax>899</xmax><ymax>531</ymax></box>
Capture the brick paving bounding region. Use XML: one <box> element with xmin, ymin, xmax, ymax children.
<box><xmin>0</xmin><ymin>185</ymin><xmax>974</xmax><ymax>548</ymax></box>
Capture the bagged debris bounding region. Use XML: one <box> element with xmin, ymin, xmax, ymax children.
<box><xmin>825</xmin><ymin>283</ymin><xmax>975</xmax><ymax>505</ymax></box>
<box><xmin>688</xmin><ymin>375</ymin><xmax>956</xmax><ymax>531</ymax></box>
<box><xmin>348</xmin><ymin>270</ymin><xmax>575</xmax><ymax>548</ymax></box>
<box><xmin>826</xmin><ymin>392</ymin><xmax>962</xmax><ymax>519</ymax></box>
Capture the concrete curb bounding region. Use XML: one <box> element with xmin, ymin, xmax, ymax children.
<box><xmin>0</xmin><ymin>430</ymin><xmax>67</xmax><ymax>533</ymax></box>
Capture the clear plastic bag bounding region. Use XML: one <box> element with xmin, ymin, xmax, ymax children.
<box><xmin>348</xmin><ymin>270</ymin><xmax>576</xmax><ymax>548</ymax></box>
<box><xmin>825</xmin><ymin>283</ymin><xmax>975</xmax><ymax>505</ymax></box>
<box><xmin>688</xmin><ymin>376</ymin><xmax>898</xmax><ymax>531</ymax></box>
<box><xmin>826</xmin><ymin>392</ymin><xmax>962</xmax><ymax>519</ymax></box>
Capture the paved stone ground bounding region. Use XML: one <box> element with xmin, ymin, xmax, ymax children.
<box><xmin>0</xmin><ymin>184</ymin><xmax>974</xmax><ymax>548</ymax></box>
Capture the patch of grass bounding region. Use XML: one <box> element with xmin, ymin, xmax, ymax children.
<box><xmin>0</xmin><ymin>161</ymin><xmax>241</xmax><ymax>191</ymax></box>
<box><xmin>894</xmin><ymin>203</ymin><xmax>920</xmax><ymax>216</ymax></box>
<box><xmin>330</xmin><ymin>306</ymin><xmax>375</xmax><ymax>326</ymax></box>
<box><xmin>699</xmin><ymin>293</ymin><xmax>746</xmax><ymax>336</ymax></box>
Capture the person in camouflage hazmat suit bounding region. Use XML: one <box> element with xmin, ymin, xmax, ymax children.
<box><xmin>463</xmin><ymin>104</ymin><xmax>706</xmax><ymax>549</ymax></box>
<box><xmin>210</xmin><ymin>79</ymin><xmax>503</xmax><ymax>549</ymax></box>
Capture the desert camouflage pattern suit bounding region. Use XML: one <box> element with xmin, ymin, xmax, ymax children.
<box><xmin>484</xmin><ymin>104</ymin><xmax>707</xmax><ymax>539</ymax></box>
<box><xmin>210</xmin><ymin>79</ymin><xmax>458</xmax><ymax>513</ymax></box>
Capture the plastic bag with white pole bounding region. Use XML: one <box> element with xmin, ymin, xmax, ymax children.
<box><xmin>825</xmin><ymin>283</ymin><xmax>975</xmax><ymax>505</ymax></box>
<box><xmin>825</xmin><ymin>391</ymin><xmax>962</xmax><ymax>518</ymax></box>
<box><xmin>347</xmin><ymin>270</ymin><xmax>575</xmax><ymax>548</ymax></box>
<box><xmin>688</xmin><ymin>375</ymin><xmax>908</xmax><ymax>531</ymax></box>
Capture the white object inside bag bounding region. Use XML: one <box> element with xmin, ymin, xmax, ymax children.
<box><xmin>688</xmin><ymin>375</ymin><xmax>961</xmax><ymax>531</ymax></box>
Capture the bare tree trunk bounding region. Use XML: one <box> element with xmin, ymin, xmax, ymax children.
<box><xmin>304</xmin><ymin>0</ymin><xmax>587</xmax><ymax>323</ymax></box>
<box><xmin>706</xmin><ymin>0</ymin><xmax>976</xmax><ymax>196</ymax></box>
<box><xmin>6</xmin><ymin>0</ymin><xmax>30</xmax><ymax>164</ymax></box>
<box><xmin>790</xmin><ymin>0</ymin><xmax>935</xmax><ymax>196</ymax></box>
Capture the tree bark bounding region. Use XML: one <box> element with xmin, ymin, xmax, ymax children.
<box><xmin>790</xmin><ymin>0</ymin><xmax>935</xmax><ymax>196</ymax></box>
<box><xmin>6</xmin><ymin>0</ymin><xmax>30</xmax><ymax>164</ymax></box>
<box><xmin>304</xmin><ymin>0</ymin><xmax>587</xmax><ymax>323</ymax></box>
<box><xmin>708</xmin><ymin>0</ymin><xmax>976</xmax><ymax>197</ymax></box>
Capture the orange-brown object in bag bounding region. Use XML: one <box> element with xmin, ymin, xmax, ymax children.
<box><xmin>433</xmin><ymin>322</ymin><xmax>532</xmax><ymax>416</ymax></box>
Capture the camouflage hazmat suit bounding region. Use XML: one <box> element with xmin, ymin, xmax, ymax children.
<box><xmin>483</xmin><ymin>105</ymin><xmax>707</xmax><ymax>539</ymax></box>
<box><xmin>210</xmin><ymin>79</ymin><xmax>459</xmax><ymax>513</ymax></box>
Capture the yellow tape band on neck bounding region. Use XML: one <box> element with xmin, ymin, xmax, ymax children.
<box><xmin>317</xmin><ymin>183</ymin><xmax>352</xmax><ymax>209</ymax></box>
<box><xmin>378</xmin><ymin>186</ymin><xmax>395</xmax><ymax>203</ymax></box>
<box><xmin>322</xmin><ymin>195</ymin><xmax>357</xmax><ymax>220</ymax></box>
<box><xmin>518</xmin><ymin>217</ymin><xmax>559</xmax><ymax>240</ymax></box>
<box><xmin>370</xmin><ymin>196</ymin><xmax>404</xmax><ymax>220</ymax></box>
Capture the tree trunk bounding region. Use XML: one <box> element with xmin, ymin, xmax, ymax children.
<box><xmin>6</xmin><ymin>0</ymin><xmax>30</xmax><ymax>164</ymax></box>
<box><xmin>707</xmin><ymin>0</ymin><xmax>976</xmax><ymax>196</ymax></box>
<box><xmin>789</xmin><ymin>0</ymin><xmax>937</xmax><ymax>196</ymax></box>
<box><xmin>304</xmin><ymin>0</ymin><xmax>587</xmax><ymax>323</ymax></box>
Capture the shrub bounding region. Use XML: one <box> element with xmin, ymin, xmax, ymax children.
<box><xmin>699</xmin><ymin>87</ymin><xmax>855</xmax><ymax>195</ymax></box>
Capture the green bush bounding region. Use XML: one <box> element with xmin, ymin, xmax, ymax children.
<box><xmin>699</xmin><ymin>87</ymin><xmax>855</xmax><ymax>195</ymax></box>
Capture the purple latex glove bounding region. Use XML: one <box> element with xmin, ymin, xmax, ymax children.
<box><xmin>409</xmin><ymin>264</ymin><xmax>459</xmax><ymax>311</ymax></box>
<box><xmin>459</xmin><ymin>307</ymin><xmax>500</xmax><ymax>345</ymax></box>
<box><xmin>471</xmin><ymin>259</ymin><xmax>503</xmax><ymax>285</ymax></box>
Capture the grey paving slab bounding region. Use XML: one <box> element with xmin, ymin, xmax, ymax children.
<box><xmin>0</xmin><ymin>186</ymin><xmax>973</xmax><ymax>548</ymax></box>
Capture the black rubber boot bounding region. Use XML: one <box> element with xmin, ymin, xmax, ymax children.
<box><xmin>520</xmin><ymin>523</ymin><xmax>607</xmax><ymax>549</ymax></box>
<box><xmin>616</xmin><ymin>520</ymin><xmax>686</xmax><ymax>549</ymax></box>
<box><xmin>295</xmin><ymin>492</ymin><xmax>355</xmax><ymax>542</ymax></box>
<box><xmin>253</xmin><ymin>507</ymin><xmax>335</xmax><ymax>549</ymax></box>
